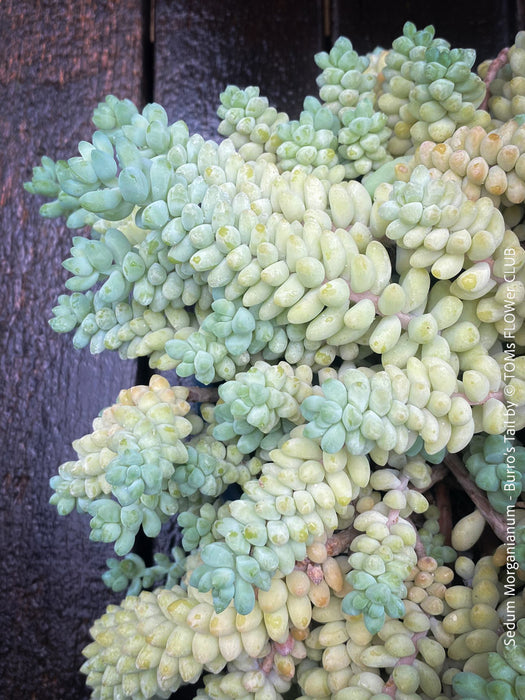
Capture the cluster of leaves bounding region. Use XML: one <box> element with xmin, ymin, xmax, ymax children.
<box><xmin>26</xmin><ymin>20</ymin><xmax>525</xmax><ymax>700</ymax></box>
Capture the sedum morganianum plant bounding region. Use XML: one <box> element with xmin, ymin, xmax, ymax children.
<box><xmin>26</xmin><ymin>21</ymin><xmax>525</xmax><ymax>700</ymax></box>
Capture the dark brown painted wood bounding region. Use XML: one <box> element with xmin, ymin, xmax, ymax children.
<box><xmin>332</xmin><ymin>0</ymin><xmax>521</xmax><ymax>62</ymax></box>
<box><xmin>153</xmin><ymin>0</ymin><xmax>325</xmax><ymax>140</ymax></box>
<box><xmin>0</xmin><ymin>2</ymin><xmax>144</xmax><ymax>698</ymax></box>
<box><xmin>2</xmin><ymin>1</ymin><xmax>522</xmax><ymax>698</ymax></box>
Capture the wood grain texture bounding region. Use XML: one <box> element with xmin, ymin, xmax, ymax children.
<box><xmin>0</xmin><ymin>2</ymin><xmax>144</xmax><ymax>698</ymax></box>
<box><xmin>2</xmin><ymin>0</ymin><xmax>523</xmax><ymax>698</ymax></box>
<box><xmin>332</xmin><ymin>0</ymin><xmax>521</xmax><ymax>60</ymax></box>
<box><xmin>153</xmin><ymin>0</ymin><xmax>325</xmax><ymax>140</ymax></box>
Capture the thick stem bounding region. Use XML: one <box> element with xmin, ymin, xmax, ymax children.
<box><xmin>295</xmin><ymin>525</ymin><xmax>358</xmax><ymax>580</ymax></box>
<box><xmin>451</xmin><ymin>389</ymin><xmax>505</xmax><ymax>405</ymax></box>
<box><xmin>306</xmin><ymin>561</ymin><xmax>324</xmax><ymax>584</ymax></box>
<box><xmin>325</xmin><ymin>525</ymin><xmax>358</xmax><ymax>556</ymax></box>
<box><xmin>260</xmin><ymin>634</ymin><xmax>295</xmax><ymax>674</ymax></box>
<box><xmin>386</xmin><ymin>475</ymin><xmax>410</xmax><ymax>527</ymax></box>
<box><xmin>444</xmin><ymin>452</ymin><xmax>508</xmax><ymax>541</ymax></box>
<box><xmin>382</xmin><ymin>630</ymin><xmax>428</xmax><ymax>697</ymax></box>
<box><xmin>482</xmin><ymin>255</ymin><xmax>505</xmax><ymax>285</ymax></box>
<box><xmin>406</xmin><ymin>520</ymin><xmax>428</xmax><ymax>560</ymax></box>
<box><xmin>274</xmin><ymin>634</ymin><xmax>295</xmax><ymax>656</ymax></box>
<box><xmin>414</xmin><ymin>532</ymin><xmax>427</xmax><ymax>560</ymax></box>
<box><xmin>187</xmin><ymin>386</ymin><xmax>219</xmax><ymax>403</ymax></box>
<box><xmin>480</xmin><ymin>47</ymin><xmax>510</xmax><ymax>111</ymax></box>
<box><xmin>347</xmin><ymin>284</ymin><xmax>412</xmax><ymax>328</ymax></box>
<box><xmin>260</xmin><ymin>647</ymin><xmax>275</xmax><ymax>673</ymax></box>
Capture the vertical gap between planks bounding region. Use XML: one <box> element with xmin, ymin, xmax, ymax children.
<box><xmin>141</xmin><ymin>0</ymin><xmax>156</xmax><ymax>105</ymax></box>
<box><xmin>136</xmin><ymin>0</ymin><xmax>155</xmax><ymax>389</ymax></box>
<box><xmin>137</xmin><ymin>0</ymin><xmax>155</xmax><ymax>387</ymax></box>
<box><xmin>323</xmin><ymin>0</ymin><xmax>333</xmax><ymax>51</ymax></box>
<box><xmin>132</xmin><ymin>0</ymin><xmax>157</xmax><ymax>567</ymax></box>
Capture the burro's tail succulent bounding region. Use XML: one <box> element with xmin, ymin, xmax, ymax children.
<box><xmin>25</xmin><ymin>18</ymin><xmax>525</xmax><ymax>700</ymax></box>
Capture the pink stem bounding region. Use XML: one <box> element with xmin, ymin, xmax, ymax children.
<box><xmin>480</xmin><ymin>47</ymin><xmax>510</xmax><ymax>111</ymax></box>
<box><xmin>345</xmin><ymin>256</ymin><xmax>508</xmax><ymax>338</ymax></box>
<box><xmin>385</xmin><ymin>475</ymin><xmax>410</xmax><ymax>527</ymax></box>
<box><xmin>274</xmin><ymin>634</ymin><xmax>295</xmax><ymax>656</ymax></box>
<box><xmin>294</xmin><ymin>558</ymin><xmax>326</xmax><ymax>584</ymax></box>
<box><xmin>306</xmin><ymin>562</ymin><xmax>324</xmax><ymax>584</ymax></box>
<box><xmin>260</xmin><ymin>635</ymin><xmax>295</xmax><ymax>674</ymax></box>
<box><xmin>480</xmin><ymin>256</ymin><xmax>505</xmax><ymax>284</ymax></box>
<box><xmin>294</xmin><ymin>526</ymin><xmax>358</xmax><ymax>582</ymax></box>
<box><xmin>415</xmin><ymin>531</ymin><xmax>427</xmax><ymax>560</ymax></box>
<box><xmin>451</xmin><ymin>390</ymin><xmax>505</xmax><ymax>405</ymax></box>
<box><xmin>260</xmin><ymin>647</ymin><xmax>275</xmax><ymax>673</ymax></box>
<box><xmin>383</xmin><ymin>631</ymin><xmax>429</xmax><ymax>696</ymax></box>
<box><xmin>347</xmin><ymin>285</ymin><xmax>412</xmax><ymax>328</ymax></box>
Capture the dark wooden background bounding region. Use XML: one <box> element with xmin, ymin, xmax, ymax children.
<box><xmin>1</xmin><ymin>1</ymin><xmax>522</xmax><ymax>697</ymax></box>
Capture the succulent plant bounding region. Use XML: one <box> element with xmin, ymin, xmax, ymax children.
<box><xmin>25</xmin><ymin>20</ymin><xmax>525</xmax><ymax>700</ymax></box>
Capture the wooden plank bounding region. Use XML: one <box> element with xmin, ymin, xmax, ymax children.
<box><xmin>0</xmin><ymin>2</ymin><xmax>144</xmax><ymax>697</ymax></box>
<box><xmin>154</xmin><ymin>0</ymin><xmax>325</xmax><ymax>139</ymax></box>
<box><xmin>5</xmin><ymin>1</ymin><xmax>519</xmax><ymax>698</ymax></box>
<box><xmin>332</xmin><ymin>0</ymin><xmax>520</xmax><ymax>61</ymax></box>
